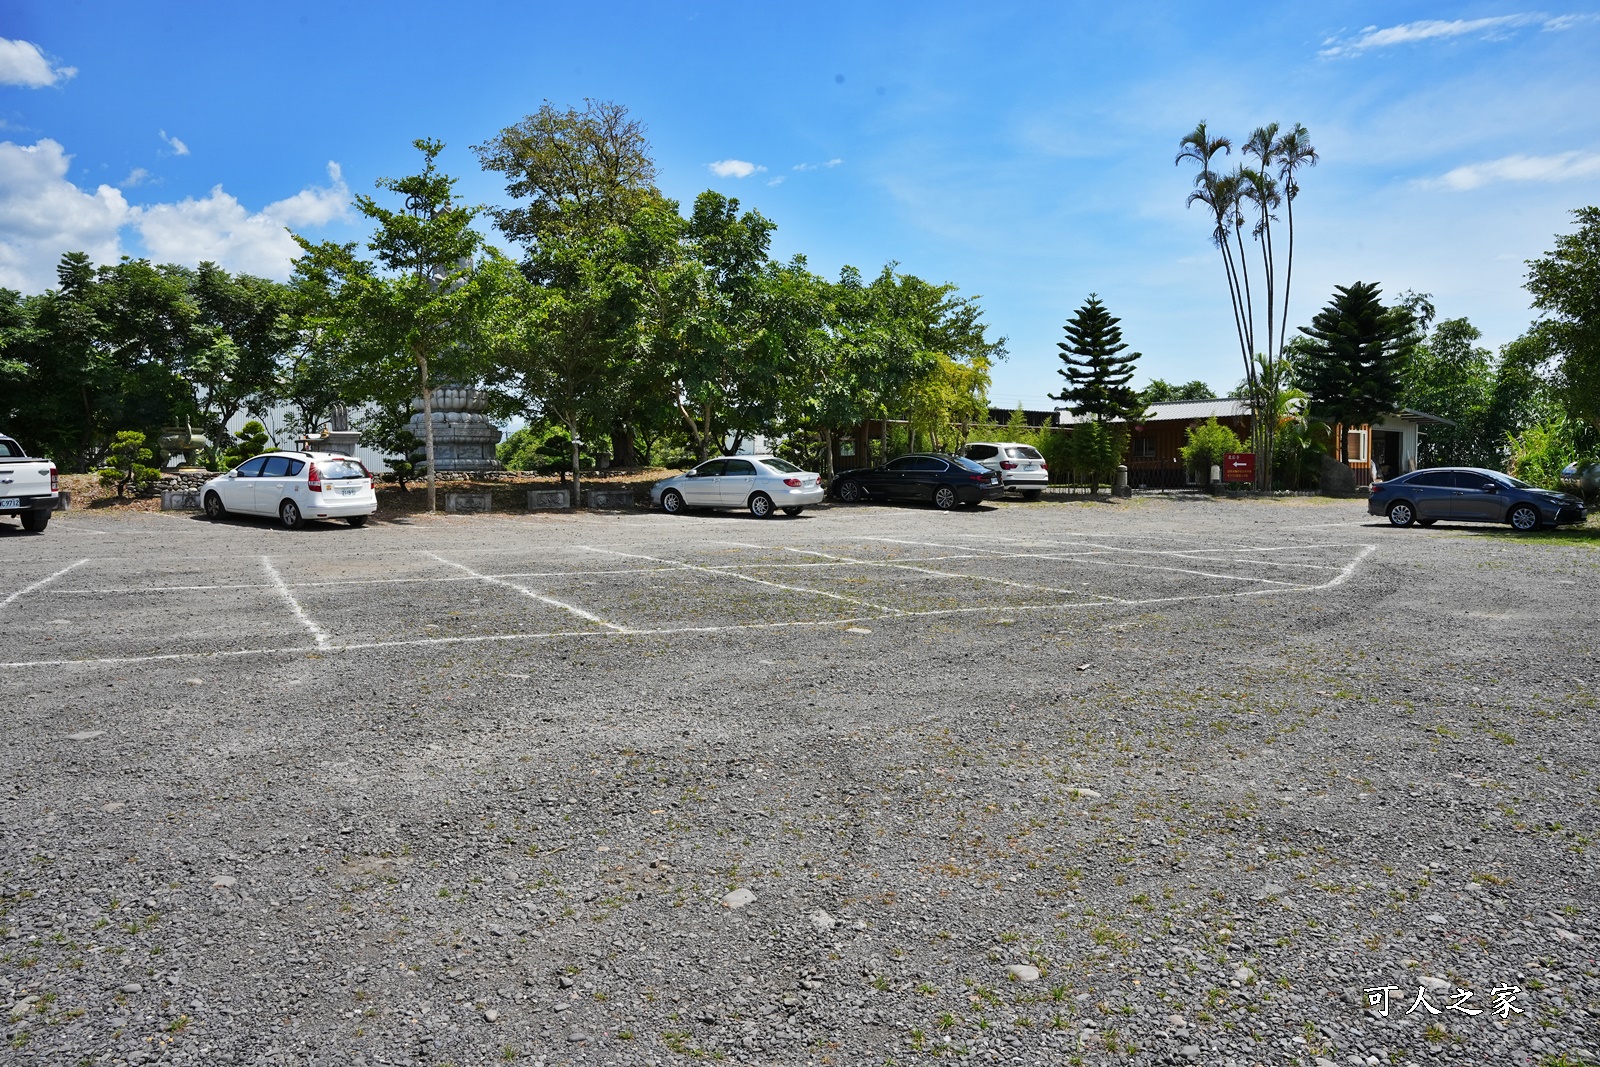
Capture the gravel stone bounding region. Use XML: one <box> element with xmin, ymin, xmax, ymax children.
<box><xmin>3</xmin><ymin>498</ymin><xmax>1596</xmax><ymax>1065</ymax></box>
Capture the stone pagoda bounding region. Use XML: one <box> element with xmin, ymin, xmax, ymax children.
<box><xmin>409</xmin><ymin>385</ymin><xmax>502</xmax><ymax>473</ymax></box>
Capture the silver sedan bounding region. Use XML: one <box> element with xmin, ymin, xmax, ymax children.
<box><xmin>651</xmin><ymin>455</ymin><xmax>826</xmax><ymax>518</ymax></box>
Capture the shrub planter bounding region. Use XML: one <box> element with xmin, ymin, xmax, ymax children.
<box><xmin>445</xmin><ymin>492</ymin><xmax>493</xmax><ymax>514</ymax></box>
<box><xmin>527</xmin><ymin>489</ymin><xmax>571</xmax><ymax>510</ymax></box>
<box><xmin>586</xmin><ymin>488</ymin><xmax>634</xmax><ymax>510</ymax></box>
<box><xmin>160</xmin><ymin>489</ymin><xmax>203</xmax><ymax>511</ymax></box>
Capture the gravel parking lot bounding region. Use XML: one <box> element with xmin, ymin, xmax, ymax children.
<box><xmin>1</xmin><ymin>497</ymin><xmax>1596</xmax><ymax>1067</ymax></box>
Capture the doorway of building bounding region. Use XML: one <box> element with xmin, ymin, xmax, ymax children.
<box><xmin>1373</xmin><ymin>430</ymin><xmax>1404</xmax><ymax>481</ymax></box>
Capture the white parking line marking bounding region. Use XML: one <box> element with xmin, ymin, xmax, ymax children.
<box><xmin>422</xmin><ymin>551</ymin><xmax>631</xmax><ymax>633</ymax></box>
<box><xmin>779</xmin><ymin>546</ymin><xmax>1122</xmax><ymax>602</ymax></box>
<box><xmin>261</xmin><ymin>556</ymin><xmax>331</xmax><ymax>649</ymax></box>
<box><xmin>0</xmin><ymin>539</ymin><xmax>1379</xmax><ymax>669</ymax></box>
<box><xmin>1</xmin><ymin>558</ymin><xmax>89</xmax><ymax>608</ymax></box>
<box><xmin>0</xmin><ymin>545</ymin><xmax>1379</xmax><ymax>670</ymax></box>
<box><xmin>580</xmin><ymin>546</ymin><xmax>904</xmax><ymax>615</ymax></box>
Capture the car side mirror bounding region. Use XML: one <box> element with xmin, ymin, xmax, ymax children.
<box><xmin>1482</xmin><ymin>482</ymin><xmax>1498</xmax><ymax>492</ymax></box>
<box><xmin>684</xmin><ymin>469</ymin><xmax>697</xmax><ymax>477</ymax></box>
<box><xmin>227</xmin><ymin>472</ymin><xmax>237</xmax><ymax>479</ymax></box>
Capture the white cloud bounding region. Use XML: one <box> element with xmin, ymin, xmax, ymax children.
<box><xmin>134</xmin><ymin>162</ymin><xmax>350</xmax><ymax>278</ymax></box>
<box><xmin>262</xmin><ymin>161</ymin><xmax>350</xmax><ymax>226</ymax></box>
<box><xmin>0</xmin><ymin>38</ymin><xmax>75</xmax><ymax>87</ymax></box>
<box><xmin>708</xmin><ymin>159</ymin><xmax>765</xmax><ymax>178</ymax></box>
<box><xmin>1426</xmin><ymin>150</ymin><xmax>1600</xmax><ymax>189</ymax></box>
<box><xmin>121</xmin><ymin>167</ymin><xmax>150</xmax><ymax>188</ymax></box>
<box><xmin>0</xmin><ymin>139</ymin><xmax>128</xmax><ymax>292</ymax></box>
<box><xmin>792</xmin><ymin>158</ymin><xmax>844</xmax><ymax>171</ymax></box>
<box><xmin>766</xmin><ymin>176</ymin><xmax>786</xmax><ymax>186</ymax></box>
<box><xmin>160</xmin><ymin>130</ymin><xmax>190</xmax><ymax>156</ymax></box>
<box><xmin>1320</xmin><ymin>13</ymin><xmax>1596</xmax><ymax>56</ymax></box>
<box><xmin>0</xmin><ymin>139</ymin><xmax>349</xmax><ymax>291</ymax></box>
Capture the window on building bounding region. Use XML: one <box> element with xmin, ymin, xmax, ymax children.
<box><xmin>1345</xmin><ymin>430</ymin><xmax>1368</xmax><ymax>462</ymax></box>
<box><xmin>1132</xmin><ymin>436</ymin><xmax>1156</xmax><ymax>459</ymax></box>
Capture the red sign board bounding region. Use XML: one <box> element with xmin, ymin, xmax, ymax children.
<box><xmin>1222</xmin><ymin>452</ymin><xmax>1256</xmax><ymax>482</ymax></box>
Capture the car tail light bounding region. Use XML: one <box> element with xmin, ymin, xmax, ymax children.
<box><xmin>1000</xmin><ymin>460</ymin><xmax>1017</xmax><ymax>470</ymax></box>
<box><xmin>968</xmin><ymin>474</ymin><xmax>986</xmax><ymax>483</ymax></box>
<box><xmin>784</xmin><ymin>477</ymin><xmax>802</xmax><ymax>487</ymax></box>
<box><xmin>307</xmin><ymin>463</ymin><xmax>322</xmax><ymax>493</ymax></box>
<box><xmin>49</xmin><ymin>464</ymin><xmax>58</xmax><ymax>492</ymax></box>
<box><xmin>1040</xmin><ymin>462</ymin><xmax>1048</xmax><ymax>470</ymax></box>
<box><xmin>359</xmin><ymin>460</ymin><xmax>376</xmax><ymax>486</ymax></box>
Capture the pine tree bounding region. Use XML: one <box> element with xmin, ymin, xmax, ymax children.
<box><xmin>1052</xmin><ymin>295</ymin><xmax>1144</xmax><ymax>424</ymax></box>
<box><xmin>1297</xmin><ymin>281</ymin><xmax>1416</xmax><ymax>459</ymax></box>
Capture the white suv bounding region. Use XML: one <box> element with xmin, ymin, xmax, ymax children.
<box><xmin>201</xmin><ymin>451</ymin><xmax>377</xmax><ymax>529</ymax></box>
<box><xmin>960</xmin><ymin>441</ymin><xmax>1048</xmax><ymax>500</ymax></box>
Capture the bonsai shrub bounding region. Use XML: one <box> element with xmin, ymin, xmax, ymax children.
<box><xmin>96</xmin><ymin>431</ymin><xmax>162</xmax><ymax>498</ymax></box>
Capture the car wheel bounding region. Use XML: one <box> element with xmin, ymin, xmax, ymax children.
<box><xmin>749</xmin><ymin>492</ymin><xmax>774</xmax><ymax>519</ymax></box>
<box><xmin>661</xmin><ymin>488</ymin><xmax>685</xmax><ymax>515</ymax></box>
<box><xmin>782</xmin><ymin>506</ymin><xmax>804</xmax><ymax>517</ymax></box>
<box><xmin>1022</xmin><ymin>489</ymin><xmax>1042</xmax><ymax>501</ymax></box>
<box><xmin>346</xmin><ymin>515</ymin><xmax>368</xmax><ymax>528</ymax></box>
<box><xmin>1387</xmin><ymin>502</ymin><xmax>1415</xmax><ymax>528</ymax></box>
<box><xmin>279</xmin><ymin>499</ymin><xmax>304</xmax><ymax>530</ymax></box>
<box><xmin>204</xmin><ymin>491</ymin><xmax>226</xmax><ymax>520</ymax></box>
<box><xmin>933</xmin><ymin>486</ymin><xmax>958</xmax><ymax>510</ymax></box>
<box><xmin>19</xmin><ymin>509</ymin><xmax>49</xmax><ymax>533</ymax></box>
<box><xmin>835</xmin><ymin>480</ymin><xmax>863</xmax><ymax>503</ymax></box>
<box><xmin>1508</xmin><ymin>504</ymin><xmax>1541</xmax><ymax>531</ymax></box>
<box><xmin>1416</xmin><ymin>518</ymin><xmax>1436</xmax><ymax>527</ymax></box>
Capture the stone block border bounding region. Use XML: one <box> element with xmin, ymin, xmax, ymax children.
<box><xmin>445</xmin><ymin>492</ymin><xmax>493</xmax><ymax>514</ymax></box>
<box><xmin>527</xmin><ymin>489</ymin><xmax>571</xmax><ymax>510</ymax></box>
<box><xmin>160</xmin><ymin>490</ymin><xmax>203</xmax><ymax>511</ymax></box>
<box><xmin>586</xmin><ymin>488</ymin><xmax>634</xmax><ymax>510</ymax></box>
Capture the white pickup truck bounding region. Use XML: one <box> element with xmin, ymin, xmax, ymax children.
<box><xmin>0</xmin><ymin>434</ymin><xmax>59</xmax><ymax>533</ymax></box>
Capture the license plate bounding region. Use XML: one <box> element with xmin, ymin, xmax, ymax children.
<box><xmin>0</xmin><ymin>497</ymin><xmax>17</xmax><ymax>509</ymax></box>
<box><xmin>1022</xmin><ymin>463</ymin><xmax>1036</xmax><ymax>470</ymax></box>
<box><xmin>338</xmin><ymin>486</ymin><xmax>359</xmax><ymax>495</ymax></box>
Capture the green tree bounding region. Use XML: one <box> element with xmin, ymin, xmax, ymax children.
<box><xmin>1179</xmin><ymin>417</ymin><xmax>1246</xmax><ymax>481</ymax></box>
<box><xmin>1066</xmin><ymin>421</ymin><xmax>1126</xmax><ymax>492</ymax></box>
<box><xmin>1139</xmin><ymin>378</ymin><xmax>1214</xmax><ymax>404</ymax></box>
<box><xmin>1507</xmin><ymin>413</ymin><xmax>1579</xmax><ymax>489</ymax></box>
<box><xmin>1052</xmin><ymin>295</ymin><xmax>1143</xmax><ymax>424</ymax></box>
<box><xmin>95</xmin><ymin>430</ymin><xmax>161</xmax><ymax>498</ymax></box>
<box><xmin>475</xmin><ymin>99</ymin><xmax>666</xmax><ymax>468</ymax></box>
<box><xmin>1297</xmin><ymin>281</ymin><xmax>1417</xmax><ymax>460</ymax></box>
<box><xmin>1399</xmin><ymin>317</ymin><xmax>1497</xmax><ymax>466</ymax></box>
<box><xmin>293</xmin><ymin>138</ymin><xmax>508</xmax><ymax>512</ymax></box>
<box><xmin>1525</xmin><ymin>206</ymin><xmax>1600</xmax><ymax>437</ymax></box>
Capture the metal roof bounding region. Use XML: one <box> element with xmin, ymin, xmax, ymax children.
<box><xmin>1056</xmin><ymin>397</ymin><xmax>1247</xmax><ymax>426</ymax></box>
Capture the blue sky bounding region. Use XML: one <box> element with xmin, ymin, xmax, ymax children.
<box><xmin>3</xmin><ymin>2</ymin><xmax>1599</xmax><ymax>409</ymax></box>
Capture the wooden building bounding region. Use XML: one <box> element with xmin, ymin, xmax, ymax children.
<box><xmin>1058</xmin><ymin>399</ymin><xmax>1450</xmax><ymax>489</ymax></box>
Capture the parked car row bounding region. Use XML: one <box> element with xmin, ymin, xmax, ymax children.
<box><xmin>650</xmin><ymin>451</ymin><xmax>1016</xmax><ymax>517</ymax></box>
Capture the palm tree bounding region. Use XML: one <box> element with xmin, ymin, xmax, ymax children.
<box><xmin>1180</xmin><ymin>119</ymin><xmax>1316</xmax><ymax>490</ymax></box>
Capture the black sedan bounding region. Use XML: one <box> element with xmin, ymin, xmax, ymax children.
<box><xmin>1368</xmin><ymin>467</ymin><xmax>1587</xmax><ymax>530</ymax></box>
<box><xmin>830</xmin><ymin>453</ymin><xmax>1005</xmax><ymax>509</ymax></box>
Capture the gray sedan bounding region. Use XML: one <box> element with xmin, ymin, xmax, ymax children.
<box><xmin>1368</xmin><ymin>467</ymin><xmax>1587</xmax><ymax>530</ymax></box>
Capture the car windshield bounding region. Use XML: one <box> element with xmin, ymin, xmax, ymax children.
<box><xmin>1489</xmin><ymin>472</ymin><xmax>1532</xmax><ymax>489</ymax></box>
<box><xmin>0</xmin><ymin>439</ymin><xmax>23</xmax><ymax>458</ymax></box>
<box><xmin>759</xmin><ymin>457</ymin><xmax>802</xmax><ymax>473</ymax></box>
<box><xmin>1006</xmin><ymin>446</ymin><xmax>1043</xmax><ymax>460</ymax></box>
<box><xmin>320</xmin><ymin>459</ymin><xmax>367</xmax><ymax>479</ymax></box>
<box><xmin>952</xmin><ymin>456</ymin><xmax>990</xmax><ymax>473</ymax></box>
